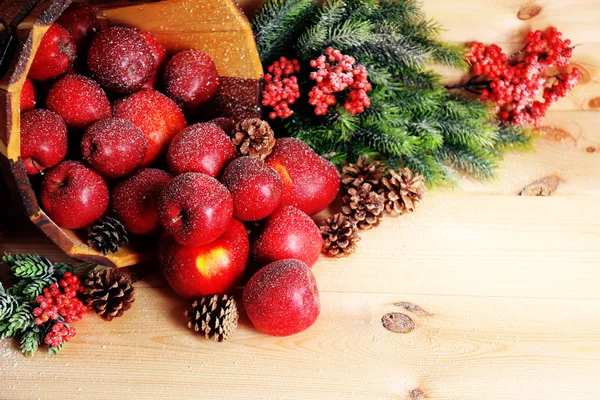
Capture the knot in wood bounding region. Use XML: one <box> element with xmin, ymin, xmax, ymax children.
<box><xmin>382</xmin><ymin>312</ymin><xmax>415</xmax><ymax>333</ymax></box>
<box><xmin>517</xmin><ymin>4</ymin><xmax>542</xmax><ymax>20</ymax></box>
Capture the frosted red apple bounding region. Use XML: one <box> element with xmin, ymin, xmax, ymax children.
<box><xmin>221</xmin><ymin>157</ymin><xmax>283</xmax><ymax>221</ymax></box>
<box><xmin>266</xmin><ymin>138</ymin><xmax>340</xmax><ymax>215</ymax></box>
<box><xmin>112</xmin><ymin>168</ymin><xmax>172</xmax><ymax>235</ymax></box>
<box><xmin>28</xmin><ymin>24</ymin><xmax>76</xmax><ymax>81</ymax></box>
<box><xmin>113</xmin><ymin>89</ymin><xmax>187</xmax><ymax>166</ymax></box>
<box><xmin>56</xmin><ymin>2</ymin><xmax>99</xmax><ymax>51</ymax></box>
<box><xmin>87</xmin><ymin>26</ymin><xmax>154</xmax><ymax>94</ymax></box>
<box><xmin>158</xmin><ymin>172</ymin><xmax>233</xmax><ymax>247</ymax></box>
<box><xmin>20</xmin><ymin>110</ymin><xmax>68</xmax><ymax>175</ymax></box>
<box><xmin>243</xmin><ymin>259</ymin><xmax>320</xmax><ymax>336</ymax></box>
<box><xmin>166</xmin><ymin>122</ymin><xmax>235</xmax><ymax>177</ymax></box>
<box><xmin>20</xmin><ymin>78</ymin><xmax>36</xmax><ymax>112</ymax></box>
<box><xmin>46</xmin><ymin>74</ymin><xmax>111</xmax><ymax>129</ymax></box>
<box><xmin>133</xmin><ymin>28</ymin><xmax>167</xmax><ymax>89</ymax></box>
<box><xmin>164</xmin><ymin>49</ymin><xmax>219</xmax><ymax>106</ymax></box>
<box><xmin>159</xmin><ymin>218</ymin><xmax>249</xmax><ymax>298</ymax></box>
<box><xmin>251</xmin><ymin>205</ymin><xmax>323</xmax><ymax>268</ymax></box>
<box><xmin>41</xmin><ymin>161</ymin><xmax>109</xmax><ymax>229</ymax></box>
<box><xmin>81</xmin><ymin>118</ymin><xmax>147</xmax><ymax>178</ymax></box>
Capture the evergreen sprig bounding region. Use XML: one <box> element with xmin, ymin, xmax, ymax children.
<box><xmin>0</xmin><ymin>253</ymin><xmax>94</xmax><ymax>356</ymax></box>
<box><xmin>252</xmin><ymin>0</ymin><xmax>532</xmax><ymax>185</ymax></box>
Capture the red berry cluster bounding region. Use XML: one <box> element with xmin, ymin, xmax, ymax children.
<box><xmin>308</xmin><ymin>47</ymin><xmax>372</xmax><ymax>116</ymax></box>
<box><xmin>463</xmin><ymin>27</ymin><xmax>579</xmax><ymax>125</ymax></box>
<box><xmin>33</xmin><ymin>272</ymin><xmax>86</xmax><ymax>325</ymax></box>
<box><xmin>44</xmin><ymin>322</ymin><xmax>76</xmax><ymax>347</ymax></box>
<box><xmin>262</xmin><ymin>57</ymin><xmax>301</xmax><ymax>120</ymax></box>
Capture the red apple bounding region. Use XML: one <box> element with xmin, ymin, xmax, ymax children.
<box><xmin>164</xmin><ymin>50</ymin><xmax>219</xmax><ymax>106</ymax></box>
<box><xmin>266</xmin><ymin>138</ymin><xmax>340</xmax><ymax>215</ymax></box>
<box><xmin>252</xmin><ymin>205</ymin><xmax>323</xmax><ymax>268</ymax></box>
<box><xmin>20</xmin><ymin>110</ymin><xmax>68</xmax><ymax>175</ymax></box>
<box><xmin>20</xmin><ymin>78</ymin><xmax>36</xmax><ymax>112</ymax></box>
<box><xmin>28</xmin><ymin>24</ymin><xmax>76</xmax><ymax>81</ymax></box>
<box><xmin>243</xmin><ymin>259</ymin><xmax>320</xmax><ymax>336</ymax></box>
<box><xmin>81</xmin><ymin>118</ymin><xmax>147</xmax><ymax>178</ymax></box>
<box><xmin>166</xmin><ymin>122</ymin><xmax>235</xmax><ymax>177</ymax></box>
<box><xmin>56</xmin><ymin>2</ymin><xmax>99</xmax><ymax>52</ymax></box>
<box><xmin>87</xmin><ymin>26</ymin><xmax>154</xmax><ymax>94</ymax></box>
<box><xmin>159</xmin><ymin>218</ymin><xmax>249</xmax><ymax>298</ymax></box>
<box><xmin>46</xmin><ymin>74</ymin><xmax>111</xmax><ymax>130</ymax></box>
<box><xmin>210</xmin><ymin>117</ymin><xmax>236</xmax><ymax>136</ymax></box>
<box><xmin>221</xmin><ymin>157</ymin><xmax>283</xmax><ymax>221</ymax></box>
<box><xmin>41</xmin><ymin>161</ymin><xmax>109</xmax><ymax>229</ymax></box>
<box><xmin>113</xmin><ymin>89</ymin><xmax>187</xmax><ymax>166</ymax></box>
<box><xmin>158</xmin><ymin>172</ymin><xmax>233</xmax><ymax>247</ymax></box>
<box><xmin>112</xmin><ymin>168</ymin><xmax>172</xmax><ymax>235</ymax></box>
<box><xmin>133</xmin><ymin>28</ymin><xmax>167</xmax><ymax>89</ymax></box>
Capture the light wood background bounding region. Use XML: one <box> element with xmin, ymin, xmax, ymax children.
<box><xmin>1</xmin><ymin>0</ymin><xmax>600</xmax><ymax>399</ymax></box>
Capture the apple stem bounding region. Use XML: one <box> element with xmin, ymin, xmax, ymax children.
<box><xmin>31</xmin><ymin>159</ymin><xmax>44</xmax><ymax>175</ymax></box>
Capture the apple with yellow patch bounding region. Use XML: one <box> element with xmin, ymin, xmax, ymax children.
<box><xmin>265</xmin><ymin>138</ymin><xmax>340</xmax><ymax>216</ymax></box>
<box><xmin>158</xmin><ymin>218</ymin><xmax>249</xmax><ymax>298</ymax></box>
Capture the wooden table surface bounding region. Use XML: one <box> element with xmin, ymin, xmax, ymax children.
<box><xmin>2</xmin><ymin>1</ymin><xmax>600</xmax><ymax>399</ymax></box>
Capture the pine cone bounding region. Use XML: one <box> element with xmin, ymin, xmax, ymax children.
<box><xmin>320</xmin><ymin>213</ymin><xmax>360</xmax><ymax>257</ymax></box>
<box><xmin>379</xmin><ymin>168</ymin><xmax>425</xmax><ymax>215</ymax></box>
<box><xmin>87</xmin><ymin>216</ymin><xmax>128</xmax><ymax>255</ymax></box>
<box><xmin>184</xmin><ymin>295</ymin><xmax>238</xmax><ymax>342</ymax></box>
<box><xmin>341</xmin><ymin>183</ymin><xmax>385</xmax><ymax>230</ymax></box>
<box><xmin>82</xmin><ymin>269</ymin><xmax>135</xmax><ymax>321</ymax></box>
<box><xmin>230</xmin><ymin>118</ymin><xmax>276</xmax><ymax>159</ymax></box>
<box><xmin>341</xmin><ymin>155</ymin><xmax>385</xmax><ymax>191</ymax></box>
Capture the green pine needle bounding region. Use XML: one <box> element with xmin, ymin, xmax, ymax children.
<box><xmin>20</xmin><ymin>327</ymin><xmax>40</xmax><ymax>357</ymax></box>
<box><xmin>254</xmin><ymin>0</ymin><xmax>533</xmax><ymax>185</ymax></box>
<box><xmin>48</xmin><ymin>342</ymin><xmax>64</xmax><ymax>355</ymax></box>
<box><xmin>2</xmin><ymin>253</ymin><xmax>54</xmax><ymax>278</ymax></box>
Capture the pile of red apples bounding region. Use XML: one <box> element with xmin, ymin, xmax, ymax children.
<box><xmin>19</xmin><ymin>3</ymin><xmax>341</xmax><ymax>337</ymax></box>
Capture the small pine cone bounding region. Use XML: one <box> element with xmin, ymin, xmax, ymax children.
<box><xmin>320</xmin><ymin>213</ymin><xmax>360</xmax><ymax>257</ymax></box>
<box><xmin>82</xmin><ymin>269</ymin><xmax>135</xmax><ymax>321</ymax></box>
<box><xmin>230</xmin><ymin>118</ymin><xmax>276</xmax><ymax>160</ymax></box>
<box><xmin>341</xmin><ymin>155</ymin><xmax>385</xmax><ymax>191</ymax></box>
<box><xmin>341</xmin><ymin>183</ymin><xmax>385</xmax><ymax>231</ymax></box>
<box><xmin>87</xmin><ymin>216</ymin><xmax>129</xmax><ymax>255</ymax></box>
<box><xmin>379</xmin><ymin>168</ymin><xmax>425</xmax><ymax>215</ymax></box>
<box><xmin>184</xmin><ymin>295</ymin><xmax>238</xmax><ymax>342</ymax></box>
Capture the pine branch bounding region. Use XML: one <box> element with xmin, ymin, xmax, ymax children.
<box><xmin>0</xmin><ymin>283</ymin><xmax>18</xmax><ymax>321</ymax></box>
<box><xmin>20</xmin><ymin>326</ymin><xmax>40</xmax><ymax>357</ymax></box>
<box><xmin>2</xmin><ymin>253</ymin><xmax>54</xmax><ymax>278</ymax></box>
<box><xmin>48</xmin><ymin>341</ymin><xmax>64</xmax><ymax>355</ymax></box>
<box><xmin>0</xmin><ymin>303</ymin><xmax>33</xmax><ymax>339</ymax></box>
<box><xmin>252</xmin><ymin>0</ymin><xmax>314</xmax><ymax>63</ymax></box>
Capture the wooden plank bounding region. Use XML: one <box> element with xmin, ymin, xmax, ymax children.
<box><xmin>1</xmin><ymin>289</ymin><xmax>599</xmax><ymax>399</ymax></box>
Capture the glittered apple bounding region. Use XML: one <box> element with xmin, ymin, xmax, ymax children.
<box><xmin>265</xmin><ymin>137</ymin><xmax>340</xmax><ymax>215</ymax></box>
<box><xmin>158</xmin><ymin>172</ymin><xmax>233</xmax><ymax>247</ymax></box>
<box><xmin>251</xmin><ymin>205</ymin><xmax>323</xmax><ymax>268</ymax></box>
<box><xmin>28</xmin><ymin>24</ymin><xmax>76</xmax><ymax>81</ymax></box>
<box><xmin>159</xmin><ymin>218</ymin><xmax>249</xmax><ymax>298</ymax></box>
<box><xmin>243</xmin><ymin>259</ymin><xmax>320</xmax><ymax>336</ymax></box>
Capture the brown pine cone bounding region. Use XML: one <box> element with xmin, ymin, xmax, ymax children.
<box><xmin>320</xmin><ymin>213</ymin><xmax>361</xmax><ymax>257</ymax></box>
<box><xmin>341</xmin><ymin>182</ymin><xmax>385</xmax><ymax>230</ymax></box>
<box><xmin>87</xmin><ymin>216</ymin><xmax>128</xmax><ymax>255</ymax></box>
<box><xmin>184</xmin><ymin>295</ymin><xmax>238</xmax><ymax>342</ymax></box>
<box><xmin>379</xmin><ymin>168</ymin><xmax>425</xmax><ymax>215</ymax></box>
<box><xmin>229</xmin><ymin>118</ymin><xmax>276</xmax><ymax>160</ymax></box>
<box><xmin>341</xmin><ymin>155</ymin><xmax>385</xmax><ymax>191</ymax></box>
<box><xmin>82</xmin><ymin>269</ymin><xmax>135</xmax><ymax>321</ymax></box>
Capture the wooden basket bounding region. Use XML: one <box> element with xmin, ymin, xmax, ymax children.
<box><xmin>0</xmin><ymin>0</ymin><xmax>263</xmax><ymax>268</ymax></box>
